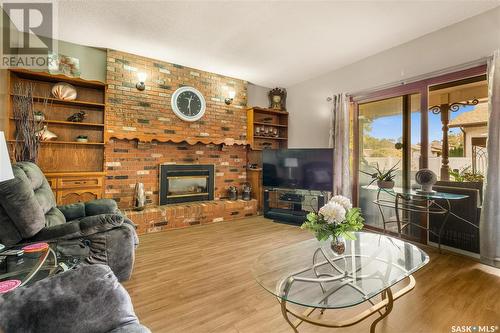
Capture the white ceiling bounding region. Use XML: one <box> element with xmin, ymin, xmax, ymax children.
<box><xmin>51</xmin><ymin>1</ymin><xmax>500</xmax><ymax>87</ymax></box>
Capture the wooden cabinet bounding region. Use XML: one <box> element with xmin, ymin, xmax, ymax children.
<box><xmin>46</xmin><ymin>172</ymin><xmax>105</xmax><ymax>205</ymax></box>
<box><xmin>247</xmin><ymin>107</ymin><xmax>288</xmax><ymax>150</ymax></box>
<box><xmin>6</xmin><ymin>69</ymin><xmax>106</xmax><ymax>206</ymax></box>
<box><xmin>247</xmin><ymin>168</ymin><xmax>263</xmax><ymax>212</ymax></box>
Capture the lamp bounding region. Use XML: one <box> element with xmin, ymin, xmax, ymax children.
<box><xmin>225</xmin><ymin>89</ymin><xmax>236</xmax><ymax>105</ymax></box>
<box><xmin>0</xmin><ymin>131</ymin><xmax>14</xmax><ymax>183</ymax></box>
<box><xmin>284</xmin><ymin>157</ymin><xmax>298</xmax><ymax>179</ymax></box>
<box><xmin>136</xmin><ymin>72</ymin><xmax>147</xmax><ymax>91</ymax></box>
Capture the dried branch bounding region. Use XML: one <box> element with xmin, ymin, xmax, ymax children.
<box><xmin>11</xmin><ymin>81</ymin><xmax>49</xmax><ymax>162</ymax></box>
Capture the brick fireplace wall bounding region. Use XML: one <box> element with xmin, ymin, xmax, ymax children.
<box><xmin>104</xmin><ymin>50</ymin><xmax>256</xmax><ymax>232</ymax></box>
<box><xmin>105</xmin><ymin>139</ymin><xmax>247</xmax><ymax>208</ymax></box>
<box><xmin>105</xmin><ymin>49</ymin><xmax>247</xmax><ymax>144</ymax></box>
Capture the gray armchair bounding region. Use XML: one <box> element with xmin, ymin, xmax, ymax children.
<box><xmin>0</xmin><ymin>162</ymin><xmax>138</xmax><ymax>281</ymax></box>
<box><xmin>0</xmin><ymin>264</ymin><xmax>150</xmax><ymax>333</ymax></box>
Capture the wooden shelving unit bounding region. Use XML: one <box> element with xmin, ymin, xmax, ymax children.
<box><xmin>7</xmin><ymin>69</ymin><xmax>107</xmax><ymax>205</ymax></box>
<box><xmin>247</xmin><ymin>107</ymin><xmax>289</xmax><ymax>151</ymax></box>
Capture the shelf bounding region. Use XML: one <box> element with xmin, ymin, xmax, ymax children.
<box><xmin>9</xmin><ymin>118</ymin><xmax>104</xmax><ymax>127</ymax></box>
<box><xmin>9</xmin><ymin>68</ymin><xmax>105</xmax><ymax>88</ymax></box>
<box><xmin>10</xmin><ymin>94</ymin><xmax>105</xmax><ymax>109</ymax></box>
<box><xmin>253</xmin><ymin>122</ymin><xmax>288</xmax><ymax>127</ymax></box>
<box><xmin>254</xmin><ymin>136</ymin><xmax>288</xmax><ymax>140</ymax></box>
<box><xmin>250</xmin><ymin>106</ymin><xmax>289</xmax><ymax>115</ymax></box>
<box><xmin>8</xmin><ymin>139</ymin><xmax>105</xmax><ymax>146</ymax></box>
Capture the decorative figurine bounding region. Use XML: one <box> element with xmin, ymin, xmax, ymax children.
<box><xmin>67</xmin><ymin>111</ymin><xmax>86</xmax><ymax>122</ymax></box>
<box><xmin>34</xmin><ymin>111</ymin><xmax>45</xmax><ymax>122</ymax></box>
<box><xmin>242</xmin><ymin>184</ymin><xmax>251</xmax><ymax>201</ymax></box>
<box><xmin>133</xmin><ymin>182</ymin><xmax>146</xmax><ymax>211</ymax></box>
<box><xmin>35</xmin><ymin>125</ymin><xmax>57</xmax><ymax>141</ymax></box>
<box><xmin>228</xmin><ymin>186</ymin><xmax>238</xmax><ymax>201</ymax></box>
<box><xmin>75</xmin><ymin>135</ymin><xmax>88</xmax><ymax>143</ymax></box>
<box><xmin>415</xmin><ymin>169</ymin><xmax>438</xmax><ymax>194</ymax></box>
<box><xmin>268</xmin><ymin>87</ymin><xmax>287</xmax><ymax>111</ymax></box>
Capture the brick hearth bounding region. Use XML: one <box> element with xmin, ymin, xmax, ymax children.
<box><xmin>124</xmin><ymin>199</ymin><xmax>257</xmax><ymax>234</ymax></box>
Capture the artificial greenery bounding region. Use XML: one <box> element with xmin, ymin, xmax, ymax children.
<box><xmin>301</xmin><ymin>207</ymin><xmax>364</xmax><ymax>241</ymax></box>
<box><xmin>360</xmin><ymin>161</ymin><xmax>400</xmax><ymax>186</ymax></box>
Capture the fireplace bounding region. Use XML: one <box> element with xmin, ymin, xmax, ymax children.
<box><xmin>159</xmin><ymin>164</ymin><xmax>215</xmax><ymax>205</ymax></box>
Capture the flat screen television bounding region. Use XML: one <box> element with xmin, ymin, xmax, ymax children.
<box><xmin>263</xmin><ymin>148</ymin><xmax>333</xmax><ymax>191</ymax></box>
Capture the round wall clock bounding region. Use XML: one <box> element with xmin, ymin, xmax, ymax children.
<box><xmin>171</xmin><ymin>86</ymin><xmax>206</xmax><ymax>122</ymax></box>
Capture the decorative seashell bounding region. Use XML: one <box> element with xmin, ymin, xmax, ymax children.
<box><xmin>51</xmin><ymin>83</ymin><xmax>77</xmax><ymax>101</ymax></box>
<box><xmin>36</xmin><ymin>125</ymin><xmax>58</xmax><ymax>141</ymax></box>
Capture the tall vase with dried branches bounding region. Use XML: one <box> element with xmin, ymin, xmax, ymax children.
<box><xmin>12</xmin><ymin>82</ymin><xmax>49</xmax><ymax>162</ymax></box>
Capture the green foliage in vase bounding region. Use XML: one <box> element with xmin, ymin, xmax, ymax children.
<box><xmin>301</xmin><ymin>196</ymin><xmax>364</xmax><ymax>241</ymax></box>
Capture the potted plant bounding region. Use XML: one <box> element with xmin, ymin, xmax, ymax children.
<box><xmin>34</xmin><ymin>111</ymin><xmax>45</xmax><ymax>122</ymax></box>
<box><xmin>360</xmin><ymin>161</ymin><xmax>399</xmax><ymax>189</ymax></box>
<box><xmin>449</xmin><ymin>166</ymin><xmax>484</xmax><ymax>182</ymax></box>
<box><xmin>76</xmin><ymin>135</ymin><xmax>88</xmax><ymax>143</ymax></box>
<box><xmin>301</xmin><ymin>195</ymin><xmax>364</xmax><ymax>254</ymax></box>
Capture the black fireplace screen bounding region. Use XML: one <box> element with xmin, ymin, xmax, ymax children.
<box><xmin>159</xmin><ymin>164</ymin><xmax>215</xmax><ymax>205</ymax></box>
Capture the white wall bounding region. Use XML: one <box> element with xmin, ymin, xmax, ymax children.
<box><xmin>247</xmin><ymin>83</ymin><xmax>270</xmax><ymax>107</ymax></box>
<box><xmin>286</xmin><ymin>7</ymin><xmax>500</xmax><ymax>148</ymax></box>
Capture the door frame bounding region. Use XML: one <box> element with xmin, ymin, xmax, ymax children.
<box><xmin>351</xmin><ymin>64</ymin><xmax>487</xmax><ymax>206</ymax></box>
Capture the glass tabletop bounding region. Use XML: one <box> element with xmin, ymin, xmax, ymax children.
<box><xmin>0</xmin><ymin>244</ymin><xmax>56</xmax><ymax>287</ymax></box>
<box><xmin>252</xmin><ymin>232</ymin><xmax>429</xmax><ymax>309</ymax></box>
<box><xmin>362</xmin><ymin>185</ymin><xmax>468</xmax><ymax>200</ymax></box>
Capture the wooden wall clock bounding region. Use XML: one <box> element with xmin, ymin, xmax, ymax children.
<box><xmin>171</xmin><ymin>86</ymin><xmax>206</xmax><ymax>122</ymax></box>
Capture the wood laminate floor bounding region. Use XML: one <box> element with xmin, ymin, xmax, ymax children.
<box><xmin>124</xmin><ymin>217</ymin><xmax>500</xmax><ymax>333</ymax></box>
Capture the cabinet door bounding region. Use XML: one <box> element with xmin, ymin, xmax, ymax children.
<box><xmin>58</xmin><ymin>188</ymin><xmax>102</xmax><ymax>205</ymax></box>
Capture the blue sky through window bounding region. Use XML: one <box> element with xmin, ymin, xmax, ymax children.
<box><xmin>368</xmin><ymin>105</ymin><xmax>475</xmax><ymax>144</ymax></box>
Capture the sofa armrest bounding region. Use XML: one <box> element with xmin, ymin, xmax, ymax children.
<box><xmin>85</xmin><ymin>199</ymin><xmax>119</xmax><ymax>216</ymax></box>
<box><xmin>78</xmin><ymin>213</ymin><xmax>124</xmax><ymax>236</ymax></box>
<box><xmin>30</xmin><ymin>214</ymin><xmax>124</xmax><ymax>241</ymax></box>
<box><xmin>58</xmin><ymin>202</ymin><xmax>86</xmax><ymax>220</ymax></box>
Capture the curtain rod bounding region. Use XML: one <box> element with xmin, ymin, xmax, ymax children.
<box><xmin>327</xmin><ymin>57</ymin><xmax>489</xmax><ymax>101</ymax></box>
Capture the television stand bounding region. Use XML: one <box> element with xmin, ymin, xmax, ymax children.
<box><xmin>264</xmin><ymin>188</ymin><xmax>327</xmax><ymax>225</ymax></box>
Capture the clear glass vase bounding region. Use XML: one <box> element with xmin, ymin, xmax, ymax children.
<box><xmin>330</xmin><ymin>236</ymin><xmax>345</xmax><ymax>255</ymax></box>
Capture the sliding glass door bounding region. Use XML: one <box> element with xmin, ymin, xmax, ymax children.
<box><xmin>356</xmin><ymin>94</ymin><xmax>421</xmax><ymax>237</ymax></box>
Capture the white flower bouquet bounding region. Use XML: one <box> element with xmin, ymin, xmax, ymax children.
<box><xmin>301</xmin><ymin>195</ymin><xmax>364</xmax><ymax>241</ymax></box>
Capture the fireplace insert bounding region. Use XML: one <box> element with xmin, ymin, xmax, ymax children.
<box><xmin>159</xmin><ymin>164</ymin><xmax>215</xmax><ymax>205</ymax></box>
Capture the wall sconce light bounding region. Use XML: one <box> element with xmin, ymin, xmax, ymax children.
<box><xmin>136</xmin><ymin>72</ymin><xmax>147</xmax><ymax>91</ymax></box>
<box><xmin>225</xmin><ymin>90</ymin><xmax>236</xmax><ymax>105</ymax></box>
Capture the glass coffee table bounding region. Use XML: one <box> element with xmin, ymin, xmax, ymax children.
<box><xmin>0</xmin><ymin>242</ymin><xmax>81</xmax><ymax>293</ymax></box>
<box><xmin>253</xmin><ymin>232</ymin><xmax>429</xmax><ymax>332</ymax></box>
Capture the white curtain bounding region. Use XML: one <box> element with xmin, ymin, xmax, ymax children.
<box><xmin>480</xmin><ymin>49</ymin><xmax>500</xmax><ymax>268</ymax></box>
<box><xmin>329</xmin><ymin>93</ymin><xmax>351</xmax><ymax>198</ymax></box>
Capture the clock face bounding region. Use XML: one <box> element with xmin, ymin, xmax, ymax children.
<box><xmin>171</xmin><ymin>87</ymin><xmax>206</xmax><ymax>122</ymax></box>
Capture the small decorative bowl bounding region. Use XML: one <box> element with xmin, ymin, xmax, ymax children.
<box><xmin>76</xmin><ymin>137</ymin><xmax>88</xmax><ymax>143</ymax></box>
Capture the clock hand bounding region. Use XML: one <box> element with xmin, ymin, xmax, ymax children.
<box><xmin>185</xmin><ymin>96</ymin><xmax>193</xmax><ymax>115</ymax></box>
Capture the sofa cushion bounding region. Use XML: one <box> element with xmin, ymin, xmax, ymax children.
<box><xmin>0</xmin><ymin>162</ymin><xmax>62</xmax><ymax>239</ymax></box>
<box><xmin>0</xmin><ymin>171</ymin><xmax>46</xmax><ymax>238</ymax></box>
<box><xmin>45</xmin><ymin>207</ymin><xmax>66</xmax><ymax>228</ymax></box>
<box><xmin>0</xmin><ymin>205</ymin><xmax>22</xmax><ymax>246</ymax></box>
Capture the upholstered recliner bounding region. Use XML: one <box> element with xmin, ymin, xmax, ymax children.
<box><xmin>0</xmin><ymin>264</ymin><xmax>150</xmax><ymax>333</ymax></box>
<box><xmin>0</xmin><ymin>162</ymin><xmax>138</xmax><ymax>281</ymax></box>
